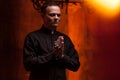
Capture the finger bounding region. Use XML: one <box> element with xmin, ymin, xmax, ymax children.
<box><xmin>59</xmin><ymin>36</ymin><xmax>64</xmax><ymax>41</ymax></box>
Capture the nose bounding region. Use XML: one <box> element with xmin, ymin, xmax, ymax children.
<box><xmin>54</xmin><ymin>14</ymin><xmax>59</xmax><ymax>19</ymax></box>
<box><xmin>54</xmin><ymin>14</ymin><xmax>60</xmax><ymax>22</ymax></box>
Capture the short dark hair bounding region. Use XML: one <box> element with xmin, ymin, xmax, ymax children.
<box><xmin>41</xmin><ymin>1</ymin><xmax>59</xmax><ymax>14</ymax></box>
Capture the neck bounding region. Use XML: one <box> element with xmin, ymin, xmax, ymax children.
<box><xmin>44</xmin><ymin>24</ymin><xmax>56</xmax><ymax>31</ymax></box>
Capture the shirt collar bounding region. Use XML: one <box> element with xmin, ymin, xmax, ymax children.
<box><xmin>41</xmin><ymin>25</ymin><xmax>57</xmax><ymax>35</ymax></box>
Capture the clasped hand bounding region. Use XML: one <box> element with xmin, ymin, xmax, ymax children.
<box><xmin>53</xmin><ymin>36</ymin><xmax>64</xmax><ymax>59</ymax></box>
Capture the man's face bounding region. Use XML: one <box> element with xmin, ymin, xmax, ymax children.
<box><xmin>42</xmin><ymin>6</ymin><xmax>61</xmax><ymax>29</ymax></box>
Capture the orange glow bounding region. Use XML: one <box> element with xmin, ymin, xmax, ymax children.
<box><xmin>86</xmin><ymin>0</ymin><xmax>120</xmax><ymax>18</ymax></box>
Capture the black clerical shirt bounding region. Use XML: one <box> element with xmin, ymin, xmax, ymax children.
<box><xmin>23</xmin><ymin>25</ymin><xmax>80</xmax><ymax>80</ymax></box>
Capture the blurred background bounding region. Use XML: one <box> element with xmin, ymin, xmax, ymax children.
<box><xmin>0</xmin><ymin>0</ymin><xmax>120</xmax><ymax>80</ymax></box>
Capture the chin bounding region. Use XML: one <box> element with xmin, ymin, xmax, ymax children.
<box><xmin>52</xmin><ymin>24</ymin><xmax>58</xmax><ymax>27</ymax></box>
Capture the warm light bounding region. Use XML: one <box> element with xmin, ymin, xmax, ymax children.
<box><xmin>86</xmin><ymin>0</ymin><xmax>120</xmax><ymax>18</ymax></box>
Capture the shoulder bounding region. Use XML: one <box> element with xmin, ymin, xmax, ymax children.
<box><xmin>24</xmin><ymin>29</ymin><xmax>41</xmax><ymax>40</ymax></box>
<box><xmin>26</xmin><ymin>29</ymin><xmax>42</xmax><ymax>36</ymax></box>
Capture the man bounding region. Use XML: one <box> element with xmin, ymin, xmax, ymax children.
<box><xmin>23</xmin><ymin>1</ymin><xmax>80</xmax><ymax>80</ymax></box>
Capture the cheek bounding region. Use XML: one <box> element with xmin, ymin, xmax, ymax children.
<box><xmin>46</xmin><ymin>17</ymin><xmax>53</xmax><ymax>22</ymax></box>
<box><xmin>44</xmin><ymin>18</ymin><xmax>51</xmax><ymax>24</ymax></box>
<box><xmin>48</xmin><ymin>19</ymin><xmax>55</xmax><ymax>24</ymax></box>
<box><xmin>59</xmin><ymin>18</ymin><xmax>61</xmax><ymax>20</ymax></box>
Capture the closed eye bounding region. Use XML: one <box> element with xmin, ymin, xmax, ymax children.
<box><xmin>49</xmin><ymin>13</ymin><xmax>61</xmax><ymax>17</ymax></box>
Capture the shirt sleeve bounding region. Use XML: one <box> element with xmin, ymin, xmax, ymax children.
<box><xmin>60</xmin><ymin>36</ymin><xmax>80</xmax><ymax>72</ymax></box>
<box><xmin>23</xmin><ymin>34</ymin><xmax>54</xmax><ymax>71</ymax></box>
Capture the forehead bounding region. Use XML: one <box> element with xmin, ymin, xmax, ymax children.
<box><xmin>46</xmin><ymin>6</ymin><xmax>61</xmax><ymax>13</ymax></box>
